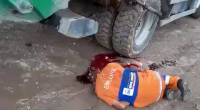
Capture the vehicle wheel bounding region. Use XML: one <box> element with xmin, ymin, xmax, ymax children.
<box><xmin>95</xmin><ymin>8</ymin><xmax>117</xmax><ymax>49</ymax></box>
<box><xmin>112</xmin><ymin>4</ymin><xmax>159</xmax><ymax>57</ymax></box>
<box><xmin>191</xmin><ymin>6</ymin><xmax>200</xmax><ymax>19</ymax></box>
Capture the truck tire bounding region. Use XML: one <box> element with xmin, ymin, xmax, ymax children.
<box><xmin>112</xmin><ymin>4</ymin><xmax>159</xmax><ymax>57</ymax></box>
<box><xmin>191</xmin><ymin>6</ymin><xmax>200</xmax><ymax>19</ymax></box>
<box><xmin>95</xmin><ymin>8</ymin><xmax>117</xmax><ymax>49</ymax></box>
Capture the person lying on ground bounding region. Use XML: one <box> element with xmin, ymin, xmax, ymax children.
<box><xmin>78</xmin><ymin>58</ymin><xmax>191</xmax><ymax>110</ymax></box>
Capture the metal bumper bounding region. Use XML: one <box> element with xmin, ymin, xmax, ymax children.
<box><xmin>46</xmin><ymin>9</ymin><xmax>99</xmax><ymax>38</ymax></box>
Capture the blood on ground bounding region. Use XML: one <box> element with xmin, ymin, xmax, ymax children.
<box><xmin>76</xmin><ymin>53</ymin><xmax>140</xmax><ymax>84</ymax></box>
<box><xmin>148</xmin><ymin>60</ymin><xmax>177</xmax><ymax>70</ymax></box>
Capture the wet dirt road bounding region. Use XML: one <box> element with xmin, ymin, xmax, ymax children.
<box><xmin>0</xmin><ymin>17</ymin><xmax>200</xmax><ymax>110</ymax></box>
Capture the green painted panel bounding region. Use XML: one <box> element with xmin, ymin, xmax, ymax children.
<box><xmin>0</xmin><ymin>0</ymin><xmax>42</xmax><ymax>23</ymax></box>
<box><xmin>29</xmin><ymin>0</ymin><xmax>55</xmax><ymax>18</ymax></box>
<box><xmin>0</xmin><ymin>0</ymin><xmax>69</xmax><ymax>23</ymax></box>
<box><xmin>29</xmin><ymin>0</ymin><xmax>70</xmax><ymax>19</ymax></box>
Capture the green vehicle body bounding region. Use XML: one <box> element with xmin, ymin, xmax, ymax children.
<box><xmin>2</xmin><ymin>0</ymin><xmax>199</xmax><ymax>58</ymax></box>
<box><xmin>0</xmin><ymin>0</ymin><xmax>98</xmax><ymax>38</ymax></box>
<box><xmin>0</xmin><ymin>0</ymin><xmax>69</xmax><ymax>22</ymax></box>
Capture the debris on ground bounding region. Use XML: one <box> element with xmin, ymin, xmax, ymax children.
<box><xmin>25</xmin><ymin>42</ymin><xmax>32</xmax><ymax>47</ymax></box>
<box><xmin>21</xmin><ymin>73</ymin><xmax>32</xmax><ymax>78</ymax></box>
<box><xmin>16</xmin><ymin>98</ymin><xmax>29</xmax><ymax>105</ymax></box>
<box><xmin>23</xmin><ymin>79</ymin><xmax>29</xmax><ymax>83</ymax></box>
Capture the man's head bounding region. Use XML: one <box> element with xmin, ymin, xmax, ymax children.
<box><xmin>76</xmin><ymin>67</ymin><xmax>100</xmax><ymax>84</ymax></box>
<box><xmin>76</xmin><ymin>55</ymin><xmax>143</xmax><ymax>84</ymax></box>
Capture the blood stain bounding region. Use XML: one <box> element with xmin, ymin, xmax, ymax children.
<box><xmin>148</xmin><ymin>60</ymin><xmax>177</xmax><ymax>70</ymax></box>
<box><xmin>76</xmin><ymin>53</ymin><xmax>140</xmax><ymax>84</ymax></box>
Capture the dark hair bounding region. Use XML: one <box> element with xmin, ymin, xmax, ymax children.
<box><xmin>76</xmin><ymin>67</ymin><xmax>98</xmax><ymax>84</ymax></box>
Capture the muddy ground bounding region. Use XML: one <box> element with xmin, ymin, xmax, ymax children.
<box><xmin>0</xmin><ymin>17</ymin><xmax>200</xmax><ymax>110</ymax></box>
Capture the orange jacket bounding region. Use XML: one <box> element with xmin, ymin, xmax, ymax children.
<box><xmin>95</xmin><ymin>63</ymin><xmax>166</xmax><ymax>107</ymax></box>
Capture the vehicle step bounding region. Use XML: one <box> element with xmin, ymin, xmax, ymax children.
<box><xmin>170</xmin><ymin>0</ymin><xmax>188</xmax><ymax>4</ymax></box>
<box><xmin>160</xmin><ymin>8</ymin><xmax>196</xmax><ymax>26</ymax></box>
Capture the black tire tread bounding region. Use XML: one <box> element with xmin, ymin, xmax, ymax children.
<box><xmin>95</xmin><ymin>8</ymin><xmax>116</xmax><ymax>49</ymax></box>
<box><xmin>112</xmin><ymin>5</ymin><xmax>144</xmax><ymax>57</ymax></box>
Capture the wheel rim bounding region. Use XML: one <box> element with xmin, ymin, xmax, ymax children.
<box><xmin>134</xmin><ymin>11</ymin><xmax>156</xmax><ymax>46</ymax></box>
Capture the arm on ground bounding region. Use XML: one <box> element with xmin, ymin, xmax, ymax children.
<box><xmin>112</xmin><ymin>100</ymin><xmax>130</xmax><ymax>110</ymax></box>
